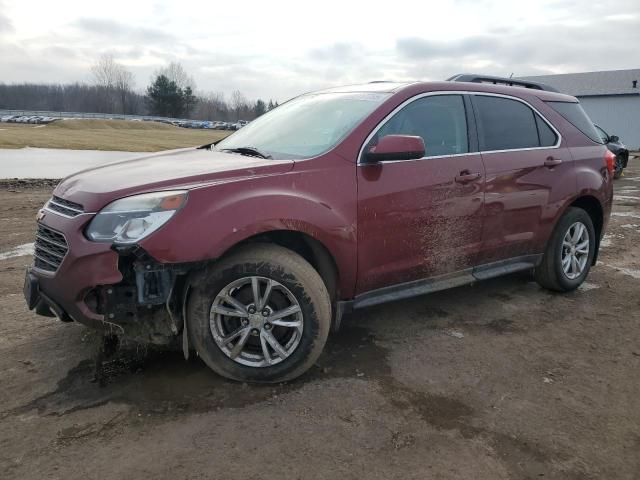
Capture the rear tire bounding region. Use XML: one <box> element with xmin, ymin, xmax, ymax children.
<box><xmin>535</xmin><ymin>207</ymin><xmax>596</xmax><ymax>292</ymax></box>
<box><xmin>187</xmin><ymin>244</ymin><xmax>331</xmax><ymax>383</ymax></box>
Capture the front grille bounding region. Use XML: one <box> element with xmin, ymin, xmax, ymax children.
<box><xmin>34</xmin><ymin>224</ymin><xmax>68</xmax><ymax>272</ymax></box>
<box><xmin>46</xmin><ymin>195</ymin><xmax>85</xmax><ymax>217</ymax></box>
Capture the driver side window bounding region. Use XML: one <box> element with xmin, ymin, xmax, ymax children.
<box><xmin>373</xmin><ymin>95</ymin><xmax>469</xmax><ymax>157</ymax></box>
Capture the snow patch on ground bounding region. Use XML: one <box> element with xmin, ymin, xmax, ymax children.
<box><xmin>612</xmin><ymin>212</ymin><xmax>640</xmax><ymax>219</ymax></box>
<box><xmin>613</xmin><ymin>195</ymin><xmax>639</xmax><ymax>202</ymax></box>
<box><xmin>620</xmin><ymin>224</ymin><xmax>639</xmax><ymax>229</ymax></box>
<box><xmin>0</xmin><ymin>243</ymin><xmax>34</xmax><ymax>260</ymax></box>
<box><xmin>578</xmin><ymin>282</ymin><xmax>600</xmax><ymax>291</ymax></box>
<box><xmin>600</xmin><ymin>233</ymin><xmax>624</xmax><ymax>247</ymax></box>
<box><xmin>608</xmin><ymin>266</ymin><xmax>640</xmax><ymax>280</ymax></box>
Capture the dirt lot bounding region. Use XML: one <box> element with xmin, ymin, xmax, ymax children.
<box><xmin>0</xmin><ymin>120</ymin><xmax>229</xmax><ymax>151</ymax></box>
<box><xmin>0</xmin><ymin>164</ymin><xmax>639</xmax><ymax>480</ymax></box>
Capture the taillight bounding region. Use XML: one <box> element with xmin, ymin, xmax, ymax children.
<box><xmin>605</xmin><ymin>150</ymin><xmax>615</xmax><ymax>175</ymax></box>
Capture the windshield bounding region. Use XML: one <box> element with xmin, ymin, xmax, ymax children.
<box><xmin>594</xmin><ymin>125</ymin><xmax>609</xmax><ymax>143</ymax></box>
<box><xmin>216</xmin><ymin>91</ymin><xmax>390</xmax><ymax>159</ymax></box>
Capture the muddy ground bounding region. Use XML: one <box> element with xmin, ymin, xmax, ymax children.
<box><xmin>1</xmin><ymin>165</ymin><xmax>639</xmax><ymax>480</ymax></box>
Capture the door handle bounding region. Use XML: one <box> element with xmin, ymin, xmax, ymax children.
<box><xmin>544</xmin><ymin>156</ymin><xmax>562</xmax><ymax>167</ymax></box>
<box><xmin>455</xmin><ymin>171</ymin><xmax>481</xmax><ymax>183</ymax></box>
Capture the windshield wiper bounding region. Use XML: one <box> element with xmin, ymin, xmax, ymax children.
<box><xmin>219</xmin><ymin>147</ymin><xmax>272</xmax><ymax>159</ymax></box>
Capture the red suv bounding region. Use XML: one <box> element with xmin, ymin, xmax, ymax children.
<box><xmin>24</xmin><ymin>75</ymin><xmax>614</xmax><ymax>382</ymax></box>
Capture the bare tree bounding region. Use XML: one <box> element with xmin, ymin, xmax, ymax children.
<box><xmin>155</xmin><ymin>62</ymin><xmax>196</xmax><ymax>91</ymax></box>
<box><xmin>90</xmin><ymin>54</ymin><xmax>135</xmax><ymax>114</ymax></box>
<box><xmin>90</xmin><ymin>54</ymin><xmax>120</xmax><ymax>89</ymax></box>
<box><xmin>0</xmin><ymin>82</ymin><xmax>147</xmax><ymax>115</ymax></box>
<box><xmin>193</xmin><ymin>92</ymin><xmax>229</xmax><ymax>121</ymax></box>
<box><xmin>114</xmin><ymin>69</ymin><xmax>135</xmax><ymax>114</ymax></box>
<box><xmin>230</xmin><ymin>90</ymin><xmax>247</xmax><ymax>121</ymax></box>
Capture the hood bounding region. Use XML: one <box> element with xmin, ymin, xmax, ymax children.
<box><xmin>54</xmin><ymin>148</ymin><xmax>294</xmax><ymax>212</ymax></box>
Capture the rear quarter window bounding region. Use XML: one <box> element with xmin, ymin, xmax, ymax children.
<box><xmin>545</xmin><ymin>101</ymin><xmax>603</xmax><ymax>144</ymax></box>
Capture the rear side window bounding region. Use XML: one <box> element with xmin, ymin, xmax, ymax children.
<box><xmin>535</xmin><ymin>115</ymin><xmax>558</xmax><ymax>147</ymax></box>
<box><xmin>545</xmin><ymin>101</ymin><xmax>603</xmax><ymax>144</ymax></box>
<box><xmin>474</xmin><ymin>96</ymin><xmax>542</xmax><ymax>151</ymax></box>
<box><xmin>374</xmin><ymin>94</ymin><xmax>469</xmax><ymax>157</ymax></box>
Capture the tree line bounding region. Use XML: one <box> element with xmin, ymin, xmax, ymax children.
<box><xmin>0</xmin><ymin>55</ymin><xmax>278</xmax><ymax>121</ymax></box>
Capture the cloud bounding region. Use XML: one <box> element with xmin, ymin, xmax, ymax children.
<box><xmin>308</xmin><ymin>43</ymin><xmax>365</xmax><ymax>63</ymax></box>
<box><xmin>72</xmin><ymin>18</ymin><xmax>175</xmax><ymax>44</ymax></box>
<box><xmin>395</xmin><ymin>16</ymin><xmax>640</xmax><ymax>79</ymax></box>
<box><xmin>1</xmin><ymin>0</ymin><xmax>639</xmax><ymax>101</ymax></box>
<box><xmin>0</xmin><ymin>0</ymin><xmax>13</xmax><ymax>34</ymax></box>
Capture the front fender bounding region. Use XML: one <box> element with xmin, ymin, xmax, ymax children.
<box><xmin>140</xmin><ymin>168</ymin><xmax>358</xmax><ymax>297</ymax></box>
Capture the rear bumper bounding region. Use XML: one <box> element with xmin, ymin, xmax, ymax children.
<box><xmin>25</xmin><ymin>210</ymin><xmax>123</xmax><ymax>330</ymax></box>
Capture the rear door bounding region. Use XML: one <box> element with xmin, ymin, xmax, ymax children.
<box><xmin>356</xmin><ymin>94</ymin><xmax>485</xmax><ymax>293</ymax></box>
<box><xmin>471</xmin><ymin>94</ymin><xmax>572</xmax><ymax>264</ymax></box>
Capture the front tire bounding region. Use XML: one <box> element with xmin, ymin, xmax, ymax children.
<box><xmin>535</xmin><ymin>207</ymin><xmax>596</xmax><ymax>292</ymax></box>
<box><xmin>187</xmin><ymin>244</ymin><xmax>331</xmax><ymax>383</ymax></box>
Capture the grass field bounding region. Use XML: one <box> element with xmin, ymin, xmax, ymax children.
<box><xmin>0</xmin><ymin>119</ymin><xmax>231</xmax><ymax>152</ymax></box>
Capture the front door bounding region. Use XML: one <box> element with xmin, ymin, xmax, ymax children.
<box><xmin>356</xmin><ymin>94</ymin><xmax>485</xmax><ymax>294</ymax></box>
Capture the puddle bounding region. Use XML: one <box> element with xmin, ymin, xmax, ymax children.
<box><xmin>0</xmin><ymin>147</ymin><xmax>137</xmax><ymax>178</ymax></box>
<box><xmin>0</xmin><ymin>242</ymin><xmax>34</xmax><ymax>260</ymax></box>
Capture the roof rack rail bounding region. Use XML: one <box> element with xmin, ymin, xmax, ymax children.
<box><xmin>447</xmin><ymin>73</ymin><xmax>559</xmax><ymax>93</ymax></box>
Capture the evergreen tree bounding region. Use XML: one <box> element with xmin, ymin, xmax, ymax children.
<box><xmin>254</xmin><ymin>99</ymin><xmax>267</xmax><ymax>117</ymax></box>
<box><xmin>146</xmin><ymin>75</ymin><xmax>198</xmax><ymax>118</ymax></box>
<box><xmin>182</xmin><ymin>86</ymin><xmax>197</xmax><ymax>116</ymax></box>
<box><xmin>146</xmin><ymin>74</ymin><xmax>183</xmax><ymax>117</ymax></box>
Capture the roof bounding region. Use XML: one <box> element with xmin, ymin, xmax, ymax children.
<box><xmin>318</xmin><ymin>82</ymin><xmax>413</xmax><ymax>93</ymax></box>
<box><xmin>315</xmin><ymin>80</ymin><xmax>575</xmax><ymax>102</ymax></box>
<box><xmin>519</xmin><ymin>69</ymin><xmax>640</xmax><ymax>97</ymax></box>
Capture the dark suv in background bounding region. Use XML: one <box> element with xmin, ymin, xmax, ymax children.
<box><xmin>25</xmin><ymin>74</ymin><xmax>614</xmax><ymax>382</ymax></box>
<box><xmin>594</xmin><ymin>124</ymin><xmax>630</xmax><ymax>179</ymax></box>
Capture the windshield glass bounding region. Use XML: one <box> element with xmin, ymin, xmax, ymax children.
<box><xmin>216</xmin><ymin>92</ymin><xmax>390</xmax><ymax>159</ymax></box>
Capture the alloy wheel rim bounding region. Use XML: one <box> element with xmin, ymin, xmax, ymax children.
<box><xmin>209</xmin><ymin>276</ymin><xmax>303</xmax><ymax>367</ymax></box>
<box><xmin>561</xmin><ymin>222</ymin><xmax>589</xmax><ymax>280</ymax></box>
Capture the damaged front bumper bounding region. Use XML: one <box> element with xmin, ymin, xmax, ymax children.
<box><xmin>25</xmin><ymin>211</ymin><xmax>193</xmax><ymax>344</ymax></box>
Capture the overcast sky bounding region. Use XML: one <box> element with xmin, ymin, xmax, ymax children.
<box><xmin>1</xmin><ymin>0</ymin><xmax>638</xmax><ymax>101</ymax></box>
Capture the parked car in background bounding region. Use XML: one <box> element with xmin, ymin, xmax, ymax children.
<box><xmin>595</xmin><ymin>124</ymin><xmax>630</xmax><ymax>179</ymax></box>
<box><xmin>25</xmin><ymin>75</ymin><xmax>613</xmax><ymax>383</ymax></box>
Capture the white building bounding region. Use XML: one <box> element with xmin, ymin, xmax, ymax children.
<box><xmin>521</xmin><ymin>69</ymin><xmax>640</xmax><ymax>149</ymax></box>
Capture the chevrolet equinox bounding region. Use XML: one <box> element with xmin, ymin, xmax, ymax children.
<box><xmin>24</xmin><ymin>75</ymin><xmax>614</xmax><ymax>382</ymax></box>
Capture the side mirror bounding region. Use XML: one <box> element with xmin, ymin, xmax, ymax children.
<box><xmin>363</xmin><ymin>135</ymin><xmax>425</xmax><ymax>163</ymax></box>
<box><xmin>609</xmin><ymin>135</ymin><xmax>619</xmax><ymax>143</ymax></box>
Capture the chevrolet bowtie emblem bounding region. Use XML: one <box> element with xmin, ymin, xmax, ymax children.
<box><xmin>36</xmin><ymin>210</ymin><xmax>46</xmax><ymax>222</ymax></box>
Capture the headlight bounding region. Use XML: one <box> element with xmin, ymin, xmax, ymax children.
<box><xmin>85</xmin><ymin>191</ymin><xmax>187</xmax><ymax>244</ymax></box>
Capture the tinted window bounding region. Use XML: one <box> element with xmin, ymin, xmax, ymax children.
<box><xmin>373</xmin><ymin>95</ymin><xmax>468</xmax><ymax>157</ymax></box>
<box><xmin>474</xmin><ymin>96</ymin><xmax>539</xmax><ymax>151</ymax></box>
<box><xmin>535</xmin><ymin>114</ymin><xmax>558</xmax><ymax>147</ymax></box>
<box><xmin>545</xmin><ymin>101</ymin><xmax>603</xmax><ymax>144</ymax></box>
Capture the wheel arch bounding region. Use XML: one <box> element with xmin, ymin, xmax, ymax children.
<box><xmin>568</xmin><ymin>195</ymin><xmax>604</xmax><ymax>264</ymax></box>
<box><xmin>222</xmin><ymin>229</ymin><xmax>341</xmax><ymax>303</ymax></box>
